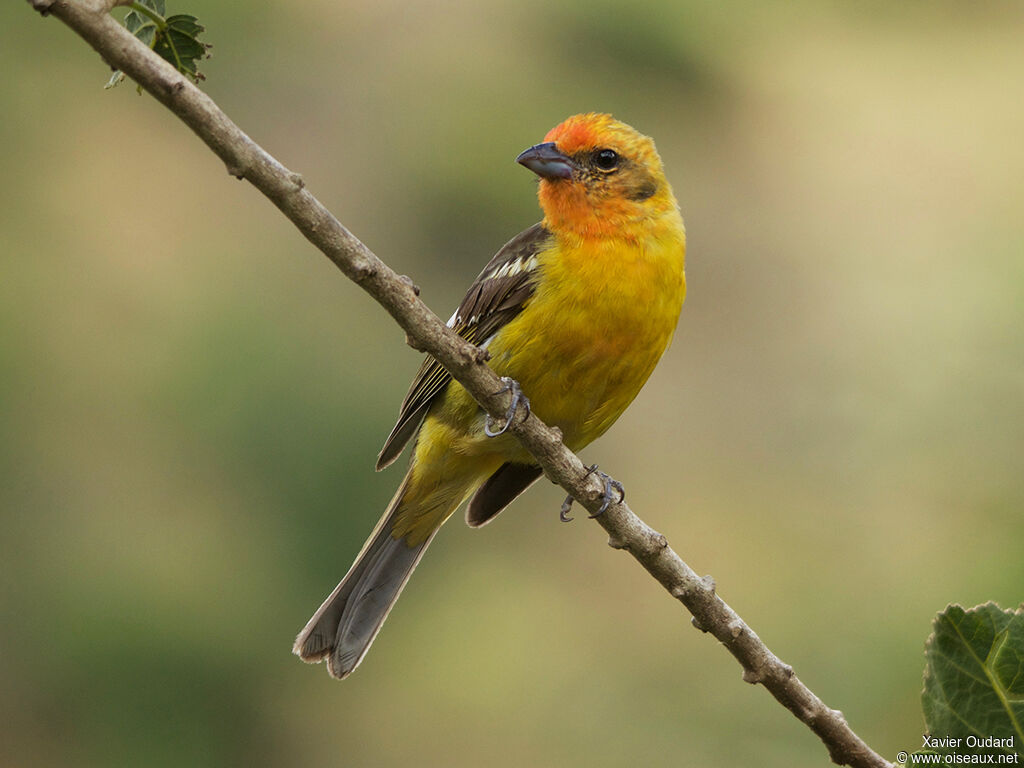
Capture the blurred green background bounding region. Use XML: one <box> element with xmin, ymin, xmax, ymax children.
<box><xmin>3</xmin><ymin>1</ymin><xmax>1023</xmax><ymax>766</ymax></box>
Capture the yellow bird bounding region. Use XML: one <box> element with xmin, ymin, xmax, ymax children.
<box><xmin>294</xmin><ymin>113</ymin><xmax>687</xmax><ymax>678</ymax></box>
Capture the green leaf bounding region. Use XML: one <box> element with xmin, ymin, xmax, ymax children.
<box><xmin>107</xmin><ymin>1</ymin><xmax>210</xmax><ymax>89</ymax></box>
<box><xmin>137</xmin><ymin>0</ymin><xmax>166</xmax><ymax>15</ymax></box>
<box><xmin>153</xmin><ymin>15</ymin><xmax>210</xmax><ymax>82</ymax></box>
<box><xmin>124</xmin><ymin>0</ymin><xmax>162</xmax><ymax>47</ymax></box>
<box><xmin>922</xmin><ymin>602</ymin><xmax>1024</xmax><ymax>758</ymax></box>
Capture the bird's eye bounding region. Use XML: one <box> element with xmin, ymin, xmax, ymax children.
<box><xmin>594</xmin><ymin>149</ymin><xmax>619</xmax><ymax>171</ymax></box>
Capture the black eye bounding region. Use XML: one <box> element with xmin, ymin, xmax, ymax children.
<box><xmin>594</xmin><ymin>149</ymin><xmax>619</xmax><ymax>171</ymax></box>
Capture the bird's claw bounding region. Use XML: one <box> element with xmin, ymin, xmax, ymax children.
<box><xmin>484</xmin><ymin>377</ymin><xmax>530</xmax><ymax>437</ymax></box>
<box><xmin>591</xmin><ymin>468</ymin><xmax>626</xmax><ymax>517</ymax></box>
<box><xmin>559</xmin><ymin>464</ymin><xmax>625</xmax><ymax>522</ymax></box>
<box><xmin>559</xmin><ymin>496</ymin><xmax>575</xmax><ymax>523</ymax></box>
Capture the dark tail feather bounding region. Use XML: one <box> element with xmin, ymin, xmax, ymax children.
<box><xmin>293</xmin><ymin>484</ymin><xmax>437</xmax><ymax>679</ymax></box>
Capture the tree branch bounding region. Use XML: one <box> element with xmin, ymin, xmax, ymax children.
<box><xmin>28</xmin><ymin>2</ymin><xmax>894</xmax><ymax>766</ymax></box>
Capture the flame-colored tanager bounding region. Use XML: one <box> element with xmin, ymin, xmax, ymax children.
<box><xmin>294</xmin><ymin>113</ymin><xmax>687</xmax><ymax>679</ymax></box>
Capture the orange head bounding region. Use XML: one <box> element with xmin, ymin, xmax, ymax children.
<box><xmin>517</xmin><ymin>113</ymin><xmax>678</xmax><ymax>238</ymax></box>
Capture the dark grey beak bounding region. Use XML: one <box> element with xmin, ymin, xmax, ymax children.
<box><xmin>516</xmin><ymin>142</ymin><xmax>575</xmax><ymax>180</ymax></box>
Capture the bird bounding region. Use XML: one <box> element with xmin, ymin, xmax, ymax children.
<box><xmin>293</xmin><ymin>113</ymin><xmax>687</xmax><ymax>679</ymax></box>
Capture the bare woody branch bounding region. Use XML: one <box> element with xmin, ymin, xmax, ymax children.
<box><xmin>27</xmin><ymin>2</ymin><xmax>894</xmax><ymax>766</ymax></box>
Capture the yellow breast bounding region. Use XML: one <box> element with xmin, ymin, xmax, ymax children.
<box><xmin>485</xmin><ymin>223</ymin><xmax>686</xmax><ymax>450</ymax></box>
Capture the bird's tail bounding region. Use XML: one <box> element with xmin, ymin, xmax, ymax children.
<box><xmin>292</xmin><ymin>473</ymin><xmax>456</xmax><ymax>679</ymax></box>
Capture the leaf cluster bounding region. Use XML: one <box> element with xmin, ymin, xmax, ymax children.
<box><xmin>107</xmin><ymin>0</ymin><xmax>210</xmax><ymax>89</ymax></box>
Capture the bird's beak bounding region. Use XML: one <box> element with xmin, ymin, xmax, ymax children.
<box><xmin>516</xmin><ymin>142</ymin><xmax>575</xmax><ymax>180</ymax></box>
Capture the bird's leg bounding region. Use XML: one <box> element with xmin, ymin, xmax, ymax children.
<box><xmin>484</xmin><ymin>376</ymin><xmax>531</xmax><ymax>437</ymax></box>
<box><xmin>559</xmin><ymin>464</ymin><xmax>625</xmax><ymax>522</ymax></box>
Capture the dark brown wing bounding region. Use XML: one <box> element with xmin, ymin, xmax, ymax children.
<box><xmin>375</xmin><ymin>222</ymin><xmax>553</xmax><ymax>470</ymax></box>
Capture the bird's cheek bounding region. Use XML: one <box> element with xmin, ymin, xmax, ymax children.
<box><xmin>538</xmin><ymin>179</ymin><xmax>585</xmax><ymax>214</ymax></box>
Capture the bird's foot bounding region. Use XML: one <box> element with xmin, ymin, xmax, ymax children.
<box><xmin>559</xmin><ymin>464</ymin><xmax>625</xmax><ymax>522</ymax></box>
<box><xmin>484</xmin><ymin>377</ymin><xmax>531</xmax><ymax>437</ymax></box>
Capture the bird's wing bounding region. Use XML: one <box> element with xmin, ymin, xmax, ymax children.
<box><xmin>375</xmin><ymin>222</ymin><xmax>553</xmax><ymax>470</ymax></box>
